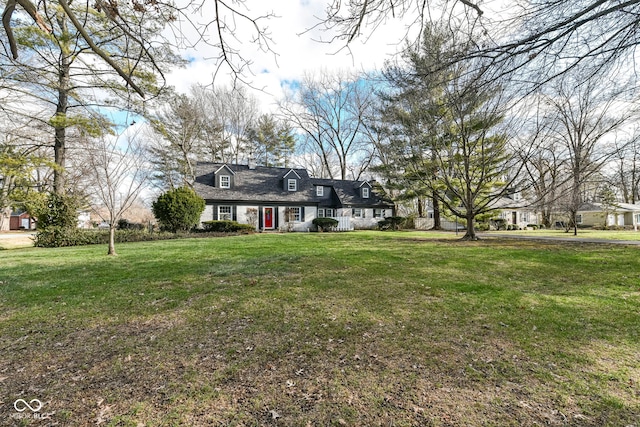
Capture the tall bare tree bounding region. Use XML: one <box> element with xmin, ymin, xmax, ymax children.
<box><xmin>540</xmin><ymin>75</ymin><xmax>636</xmax><ymax>234</ymax></box>
<box><xmin>280</xmin><ymin>70</ymin><xmax>376</xmax><ymax>180</ymax></box>
<box><xmin>610</xmin><ymin>132</ymin><xmax>640</xmax><ymax>204</ymax></box>
<box><xmin>147</xmin><ymin>92</ymin><xmax>206</xmax><ymax>188</ymax></box>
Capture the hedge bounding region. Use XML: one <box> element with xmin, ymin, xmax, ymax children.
<box><xmin>32</xmin><ymin>228</ymin><xmax>251</xmax><ymax>248</ymax></box>
<box><xmin>312</xmin><ymin>217</ymin><xmax>339</xmax><ymax>231</ymax></box>
<box><xmin>201</xmin><ymin>220</ymin><xmax>255</xmax><ymax>233</ymax></box>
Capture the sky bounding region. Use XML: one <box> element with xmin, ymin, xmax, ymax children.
<box><xmin>164</xmin><ymin>0</ymin><xmax>416</xmax><ymax>112</ymax></box>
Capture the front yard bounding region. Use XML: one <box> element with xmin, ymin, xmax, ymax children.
<box><xmin>0</xmin><ymin>232</ymin><xmax>638</xmax><ymax>425</ymax></box>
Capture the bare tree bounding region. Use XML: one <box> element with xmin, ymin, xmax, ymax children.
<box><xmin>540</xmin><ymin>75</ymin><xmax>636</xmax><ymax>234</ymax></box>
<box><xmin>83</xmin><ymin>129</ymin><xmax>149</xmax><ymax>255</ymax></box>
<box><xmin>212</xmin><ymin>85</ymin><xmax>260</xmax><ymax>165</ymax></box>
<box><xmin>312</xmin><ymin>0</ymin><xmax>483</xmax><ymax>47</ymax></box>
<box><xmin>459</xmin><ymin>1</ymin><xmax>640</xmax><ymax>93</ymax></box>
<box><xmin>610</xmin><ymin>132</ymin><xmax>640</xmax><ymax>204</ymax></box>
<box><xmin>147</xmin><ymin>92</ymin><xmax>206</xmax><ymax>188</ymax></box>
<box><xmin>280</xmin><ymin>70</ymin><xmax>376</xmax><ymax>180</ymax></box>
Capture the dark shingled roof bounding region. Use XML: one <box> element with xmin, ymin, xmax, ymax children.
<box><xmin>194</xmin><ymin>162</ymin><xmax>394</xmax><ymax>208</ymax></box>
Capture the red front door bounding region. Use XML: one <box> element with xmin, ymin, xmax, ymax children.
<box><xmin>264</xmin><ymin>207</ymin><xmax>274</xmax><ymax>229</ymax></box>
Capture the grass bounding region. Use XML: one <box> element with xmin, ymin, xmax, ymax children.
<box><xmin>0</xmin><ymin>231</ymin><xmax>639</xmax><ymax>426</ymax></box>
<box><xmin>0</xmin><ymin>232</ymin><xmax>34</xmax><ymax>250</ymax></box>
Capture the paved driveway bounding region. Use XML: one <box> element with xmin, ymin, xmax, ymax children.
<box><xmin>477</xmin><ymin>233</ymin><xmax>640</xmax><ymax>245</ymax></box>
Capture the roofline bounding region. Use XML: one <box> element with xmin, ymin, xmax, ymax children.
<box><xmin>214</xmin><ymin>164</ymin><xmax>237</xmax><ymax>175</ymax></box>
<box><xmin>283</xmin><ymin>169</ymin><xmax>302</xmax><ymax>179</ymax></box>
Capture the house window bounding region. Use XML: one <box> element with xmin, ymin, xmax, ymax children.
<box><xmin>220</xmin><ymin>175</ymin><xmax>230</xmax><ymax>188</ymax></box>
<box><xmin>218</xmin><ymin>206</ymin><xmax>232</xmax><ymax>220</ymax></box>
<box><xmin>316</xmin><ymin>186</ymin><xmax>324</xmax><ymax>196</ymax></box>
<box><xmin>288</xmin><ymin>179</ymin><xmax>297</xmax><ymax>192</ymax></box>
<box><xmin>287</xmin><ymin>207</ymin><xmax>301</xmax><ymax>222</ymax></box>
<box><xmin>318</xmin><ymin>208</ymin><xmax>335</xmax><ymax>217</ymax></box>
<box><xmin>373</xmin><ymin>208</ymin><xmax>384</xmax><ymax>218</ymax></box>
<box><xmin>362</xmin><ymin>187</ymin><xmax>370</xmax><ymax>198</ymax></box>
<box><xmin>521</xmin><ymin>212</ymin><xmax>530</xmax><ymax>223</ymax></box>
<box><xmin>352</xmin><ymin>208</ymin><xmax>363</xmax><ymax>218</ymax></box>
<box><xmin>576</xmin><ymin>214</ymin><xmax>583</xmax><ymax>224</ymax></box>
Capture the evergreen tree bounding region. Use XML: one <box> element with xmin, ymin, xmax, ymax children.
<box><xmin>377</xmin><ymin>25</ymin><xmax>524</xmax><ymax>240</ymax></box>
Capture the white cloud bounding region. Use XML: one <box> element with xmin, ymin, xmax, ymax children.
<box><xmin>166</xmin><ymin>0</ymin><xmax>414</xmax><ymax>111</ymax></box>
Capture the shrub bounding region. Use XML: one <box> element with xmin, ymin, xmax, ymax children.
<box><xmin>33</xmin><ymin>229</ymin><xmax>210</xmax><ymax>248</ymax></box>
<box><xmin>312</xmin><ymin>217</ymin><xmax>339</xmax><ymax>232</ymax></box>
<box><xmin>152</xmin><ymin>187</ymin><xmax>205</xmax><ymax>233</ymax></box>
<box><xmin>527</xmin><ymin>224</ymin><xmax>538</xmax><ymax>230</ymax></box>
<box><xmin>378</xmin><ymin>216</ymin><xmax>406</xmax><ymax>231</ymax></box>
<box><xmin>475</xmin><ymin>222</ymin><xmax>490</xmax><ymax>231</ymax></box>
<box><xmin>201</xmin><ymin>220</ymin><xmax>255</xmax><ymax>233</ymax></box>
<box><xmin>28</xmin><ymin>192</ymin><xmax>80</xmax><ymax>229</ymax></box>
<box><xmin>117</xmin><ymin>219</ymin><xmax>144</xmax><ymax>230</ymax></box>
<box><xmin>492</xmin><ymin>218</ymin><xmax>507</xmax><ymax>231</ymax></box>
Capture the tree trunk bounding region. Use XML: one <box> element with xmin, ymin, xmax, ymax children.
<box><xmin>462</xmin><ymin>212</ymin><xmax>478</xmax><ymax>240</ymax></box>
<box><xmin>108</xmin><ymin>225</ymin><xmax>117</xmax><ymax>255</ymax></box>
<box><xmin>0</xmin><ymin>207</ymin><xmax>11</xmax><ymax>231</ymax></box>
<box><xmin>432</xmin><ymin>193</ymin><xmax>441</xmax><ymax>230</ymax></box>
<box><xmin>53</xmin><ymin>32</ymin><xmax>71</xmax><ymax>195</ymax></box>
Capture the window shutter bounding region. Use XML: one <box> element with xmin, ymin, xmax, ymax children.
<box><xmin>301</xmin><ymin>207</ymin><xmax>305</xmax><ymax>221</ymax></box>
<box><xmin>212</xmin><ymin>205</ymin><xmax>218</xmax><ymax>220</ymax></box>
<box><xmin>232</xmin><ymin>206</ymin><xmax>237</xmax><ymax>221</ymax></box>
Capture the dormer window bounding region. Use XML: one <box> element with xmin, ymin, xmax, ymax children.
<box><xmin>288</xmin><ymin>179</ymin><xmax>297</xmax><ymax>192</ymax></box>
<box><xmin>362</xmin><ymin>187</ymin><xmax>370</xmax><ymax>198</ymax></box>
<box><xmin>220</xmin><ymin>175</ymin><xmax>230</xmax><ymax>188</ymax></box>
<box><xmin>316</xmin><ymin>186</ymin><xmax>324</xmax><ymax>196</ymax></box>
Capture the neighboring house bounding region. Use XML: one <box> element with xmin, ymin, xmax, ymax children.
<box><xmin>9</xmin><ymin>210</ymin><xmax>35</xmax><ymax>230</ymax></box>
<box><xmin>576</xmin><ymin>202</ymin><xmax>640</xmax><ymax>229</ymax></box>
<box><xmin>78</xmin><ymin>211</ymin><xmax>92</xmax><ymax>229</ymax></box>
<box><xmin>417</xmin><ymin>191</ymin><xmax>538</xmax><ymax>230</ymax></box>
<box><xmin>491</xmin><ymin>192</ymin><xmax>538</xmax><ymax>229</ymax></box>
<box><xmin>194</xmin><ymin>163</ymin><xmax>395</xmax><ymax>231</ymax></box>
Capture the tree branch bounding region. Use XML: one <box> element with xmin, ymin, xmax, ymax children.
<box><xmin>56</xmin><ymin>0</ymin><xmax>146</xmax><ymax>98</ymax></box>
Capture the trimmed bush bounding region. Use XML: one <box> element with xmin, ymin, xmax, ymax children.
<box><xmin>152</xmin><ymin>187</ymin><xmax>205</xmax><ymax>233</ymax></box>
<box><xmin>201</xmin><ymin>220</ymin><xmax>255</xmax><ymax>233</ymax></box>
<box><xmin>312</xmin><ymin>217</ymin><xmax>339</xmax><ymax>232</ymax></box>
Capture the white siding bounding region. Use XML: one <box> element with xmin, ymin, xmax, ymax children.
<box><xmin>200</xmin><ymin>205</ymin><xmax>214</xmax><ymax>226</ymax></box>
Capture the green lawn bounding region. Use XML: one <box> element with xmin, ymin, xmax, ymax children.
<box><xmin>1</xmin><ymin>232</ymin><xmax>638</xmax><ymax>426</ymax></box>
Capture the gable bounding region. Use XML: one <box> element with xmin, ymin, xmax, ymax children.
<box><xmin>213</xmin><ymin>164</ymin><xmax>236</xmax><ymax>189</ymax></box>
